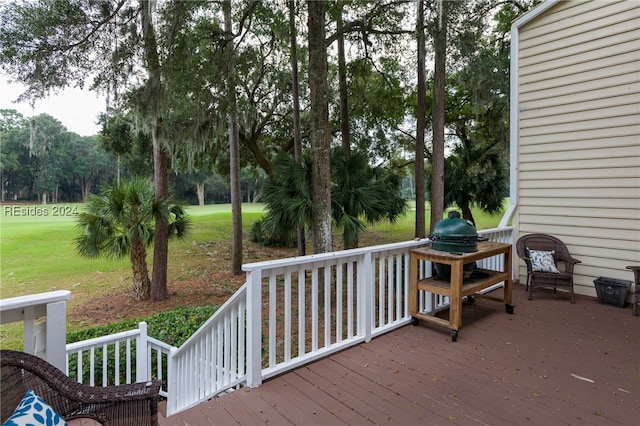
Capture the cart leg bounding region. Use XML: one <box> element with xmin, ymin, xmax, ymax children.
<box><xmin>450</xmin><ymin>329</ymin><xmax>458</xmax><ymax>342</ymax></box>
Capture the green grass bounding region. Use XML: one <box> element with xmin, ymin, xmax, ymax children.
<box><xmin>1</xmin><ymin>201</ymin><xmax>506</xmax><ymax>298</ymax></box>
<box><xmin>1</xmin><ymin>200</ymin><xmax>506</xmax><ymax>349</ymax></box>
<box><xmin>1</xmin><ymin>204</ymin><xmax>127</xmax><ymax>297</ymax></box>
<box><xmin>0</xmin><ymin>203</ymin><xmax>270</xmax><ymax>349</ymax></box>
<box><xmin>0</xmin><ymin>203</ymin><xmax>266</xmax><ymax>299</ymax></box>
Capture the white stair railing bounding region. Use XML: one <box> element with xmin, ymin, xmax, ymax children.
<box><xmin>166</xmin><ymin>283</ymin><xmax>248</xmax><ymax>414</ymax></box>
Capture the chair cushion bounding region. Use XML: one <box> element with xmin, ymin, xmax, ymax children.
<box><xmin>527</xmin><ymin>248</ymin><xmax>559</xmax><ymax>273</ymax></box>
<box><xmin>2</xmin><ymin>389</ymin><xmax>68</xmax><ymax>426</ymax></box>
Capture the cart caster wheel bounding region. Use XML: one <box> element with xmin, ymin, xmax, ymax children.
<box><xmin>450</xmin><ymin>330</ymin><xmax>458</xmax><ymax>342</ymax></box>
<box><xmin>505</xmin><ymin>304</ymin><xmax>514</xmax><ymax>314</ymax></box>
<box><xmin>411</xmin><ymin>316</ymin><xmax>419</xmax><ymax>326</ymax></box>
<box><xmin>466</xmin><ymin>296</ymin><xmax>475</xmax><ymax>305</ymax></box>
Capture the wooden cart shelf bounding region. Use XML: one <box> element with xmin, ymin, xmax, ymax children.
<box><xmin>417</xmin><ymin>268</ymin><xmax>510</xmax><ymax>297</ymax></box>
<box><xmin>409</xmin><ymin>241</ymin><xmax>514</xmax><ymax>341</ymax></box>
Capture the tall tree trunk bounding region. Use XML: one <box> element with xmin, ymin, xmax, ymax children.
<box><xmin>229</xmin><ymin>116</ymin><xmax>242</xmax><ymax>274</ymax></box>
<box><xmin>337</xmin><ymin>2</ymin><xmax>356</xmax><ymax>250</ymax></box>
<box><xmin>150</xmin><ymin>121</ymin><xmax>169</xmax><ymax>300</ymax></box>
<box><xmin>225</xmin><ymin>1</ymin><xmax>243</xmax><ymax>275</ymax></box>
<box><xmin>336</xmin><ymin>5</ymin><xmax>350</xmax><ymax>155</ymax></box>
<box><xmin>196</xmin><ymin>181</ymin><xmax>205</xmax><ymax>206</ymax></box>
<box><xmin>415</xmin><ymin>0</ymin><xmax>426</xmax><ymax>239</ymax></box>
<box><xmin>307</xmin><ymin>0</ymin><xmax>332</xmax><ymax>253</ymax></box>
<box><xmin>141</xmin><ymin>0</ymin><xmax>169</xmax><ymax>301</ymax></box>
<box><xmin>116</xmin><ymin>155</ymin><xmax>121</xmax><ymax>186</ymax></box>
<box><xmin>130</xmin><ymin>237</ymin><xmax>151</xmax><ymax>301</ymax></box>
<box><xmin>430</xmin><ymin>0</ymin><xmax>447</xmax><ymax>232</ymax></box>
<box><xmin>81</xmin><ymin>176</ymin><xmax>92</xmax><ymax>202</ymax></box>
<box><xmin>289</xmin><ymin>0</ymin><xmax>306</xmax><ymax>256</ymax></box>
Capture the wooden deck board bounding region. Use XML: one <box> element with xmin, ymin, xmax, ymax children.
<box><xmin>160</xmin><ymin>285</ymin><xmax>640</xmax><ymax>425</ymax></box>
<box><xmin>313</xmin><ymin>354</ymin><xmax>442</xmax><ymax>423</ymax></box>
<box><xmin>258</xmin><ymin>371</ymin><xmax>351</xmax><ymax>425</ymax></box>
<box><xmin>221</xmin><ymin>389</ymin><xmax>290</xmax><ymax>424</ymax></box>
<box><xmin>330</xmin><ymin>334</ymin><xmax>524</xmax><ymax>424</ymax></box>
<box><xmin>293</xmin><ymin>362</ymin><xmax>395</xmax><ymax>424</ymax></box>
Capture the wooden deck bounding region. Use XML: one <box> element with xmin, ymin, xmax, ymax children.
<box><xmin>159</xmin><ymin>284</ymin><xmax>639</xmax><ymax>425</ymax></box>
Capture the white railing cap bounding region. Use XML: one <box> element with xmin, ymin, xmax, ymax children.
<box><xmin>242</xmin><ymin>239</ymin><xmax>430</xmax><ymax>272</ymax></box>
<box><xmin>65</xmin><ymin>325</ymin><xmax>150</xmax><ymax>352</ymax></box>
<box><xmin>0</xmin><ymin>290</ymin><xmax>71</xmax><ymax>312</ymax></box>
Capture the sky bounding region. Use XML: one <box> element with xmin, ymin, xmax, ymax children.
<box><xmin>0</xmin><ymin>77</ymin><xmax>105</xmax><ymax>136</ymax></box>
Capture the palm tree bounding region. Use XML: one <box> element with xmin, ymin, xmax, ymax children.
<box><xmin>256</xmin><ymin>154</ymin><xmax>314</xmax><ymax>248</ymax></box>
<box><xmin>75</xmin><ymin>178</ymin><xmax>190</xmax><ymax>301</ymax></box>
<box><xmin>442</xmin><ymin>142</ymin><xmax>507</xmax><ymax>226</ymax></box>
<box><xmin>331</xmin><ymin>147</ymin><xmax>407</xmax><ymax>249</ymax></box>
<box><xmin>257</xmin><ymin>148</ymin><xmax>407</xmax><ymax>250</ymax></box>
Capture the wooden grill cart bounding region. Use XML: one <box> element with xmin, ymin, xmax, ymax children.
<box><xmin>409</xmin><ymin>241</ymin><xmax>514</xmax><ymax>341</ymax></box>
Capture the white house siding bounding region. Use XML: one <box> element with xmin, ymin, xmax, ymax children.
<box><xmin>514</xmin><ymin>0</ymin><xmax>640</xmax><ymax>297</ymax></box>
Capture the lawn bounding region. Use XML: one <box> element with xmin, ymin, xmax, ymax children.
<box><xmin>0</xmin><ymin>203</ymin><xmax>267</xmax><ymax>299</ymax></box>
<box><xmin>0</xmin><ymin>201</ymin><xmax>506</xmax><ymax>348</ymax></box>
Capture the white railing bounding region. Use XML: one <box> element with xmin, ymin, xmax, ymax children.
<box><xmin>165</xmin><ymin>239</ymin><xmax>428</xmax><ymax>415</ymax></box>
<box><xmin>0</xmin><ymin>290</ymin><xmax>71</xmax><ymax>371</ymax></box>
<box><xmin>65</xmin><ymin>322</ymin><xmax>174</xmax><ymax>398</ymax></box>
<box><xmin>246</xmin><ymin>240</ymin><xmax>427</xmax><ymax>383</ymax></box>
<box><xmin>166</xmin><ymin>282</ymin><xmax>248</xmax><ymax>414</ymax></box>
<box><xmin>0</xmin><ymin>227</ymin><xmax>515</xmax><ymax>417</ymax></box>
<box><xmin>477</xmin><ymin>227</ymin><xmax>515</xmax><ymax>277</ymax></box>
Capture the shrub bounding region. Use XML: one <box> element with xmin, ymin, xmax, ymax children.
<box><xmin>68</xmin><ymin>305</ymin><xmax>218</xmax><ymax>346</ymax></box>
<box><xmin>66</xmin><ymin>305</ymin><xmax>218</xmax><ymax>385</ymax></box>
<box><xmin>249</xmin><ymin>217</ymin><xmax>296</xmax><ymax>248</ymax></box>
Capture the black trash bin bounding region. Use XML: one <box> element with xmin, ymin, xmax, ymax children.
<box><xmin>593</xmin><ymin>277</ymin><xmax>632</xmax><ymax>307</ymax></box>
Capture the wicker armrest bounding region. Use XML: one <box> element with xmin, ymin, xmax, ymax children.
<box><xmin>1</xmin><ymin>349</ymin><xmax>161</xmax><ymax>426</ymax></box>
<box><xmin>59</xmin><ymin>379</ymin><xmax>161</xmax><ymax>426</ymax></box>
<box><xmin>565</xmin><ymin>256</ymin><xmax>582</xmax><ymax>265</ymax></box>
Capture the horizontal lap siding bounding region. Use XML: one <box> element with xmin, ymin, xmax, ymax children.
<box><xmin>516</xmin><ymin>0</ymin><xmax>640</xmax><ymax>296</ymax></box>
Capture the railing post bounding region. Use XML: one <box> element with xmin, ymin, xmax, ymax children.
<box><xmin>403</xmin><ymin>251</ymin><xmax>411</xmax><ymax>319</ymax></box>
<box><xmin>22</xmin><ymin>306</ymin><xmax>36</xmax><ymax>356</ymax></box>
<box><xmin>136</xmin><ymin>322</ymin><xmax>149</xmax><ymax>382</ymax></box>
<box><xmin>166</xmin><ymin>348</ymin><xmax>178</xmax><ymax>416</ymax></box>
<box><xmin>359</xmin><ymin>252</ymin><xmax>373</xmax><ymax>343</ymax></box>
<box><xmin>45</xmin><ymin>300</ymin><xmax>67</xmax><ymax>371</ymax></box>
<box><xmin>246</xmin><ymin>269</ymin><xmax>263</xmax><ymax>387</ymax></box>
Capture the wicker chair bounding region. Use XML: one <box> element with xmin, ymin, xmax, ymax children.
<box><xmin>1</xmin><ymin>349</ymin><xmax>161</xmax><ymax>426</ymax></box>
<box><xmin>516</xmin><ymin>233</ymin><xmax>581</xmax><ymax>304</ymax></box>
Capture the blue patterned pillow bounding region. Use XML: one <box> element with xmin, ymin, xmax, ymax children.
<box><xmin>2</xmin><ymin>389</ymin><xmax>68</xmax><ymax>426</ymax></box>
<box><xmin>527</xmin><ymin>248</ymin><xmax>559</xmax><ymax>273</ymax></box>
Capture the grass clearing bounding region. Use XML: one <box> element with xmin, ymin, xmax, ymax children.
<box><xmin>2</xmin><ymin>204</ymin><xmax>129</xmax><ymax>297</ymax></box>
<box><xmin>0</xmin><ymin>204</ymin><xmax>267</xmax><ymax>298</ymax></box>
